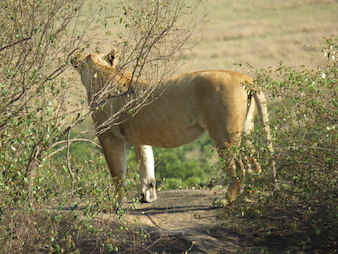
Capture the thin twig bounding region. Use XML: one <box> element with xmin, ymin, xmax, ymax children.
<box><xmin>66</xmin><ymin>130</ymin><xmax>75</xmax><ymax>188</ymax></box>
<box><xmin>0</xmin><ymin>36</ymin><xmax>32</xmax><ymax>52</ymax></box>
<box><xmin>44</xmin><ymin>138</ymin><xmax>101</xmax><ymax>161</ymax></box>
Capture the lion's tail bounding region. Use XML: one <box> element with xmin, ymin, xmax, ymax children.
<box><xmin>252</xmin><ymin>91</ymin><xmax>272</xmax><ymax>147</ymax></box>
<box><xmin>251</xmin><ymin>91</ymin><xmax>279</xmax><ymax>190</ymax></box>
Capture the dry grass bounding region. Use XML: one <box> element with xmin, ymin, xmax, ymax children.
<box><xmin>178</xmin><ymin>0</ymin><xmax>338</xmax><ymax>72</ymax></box>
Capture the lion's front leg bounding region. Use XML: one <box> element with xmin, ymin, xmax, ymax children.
<box><xmin>135</xmin><ymin>145</ymin><xmax>157</xmax><ymax>203</ymax></box>
<box><xmin>98</xmin><ymin>133</ymin><xmax>127</xmax><ymax>207</ymax></box>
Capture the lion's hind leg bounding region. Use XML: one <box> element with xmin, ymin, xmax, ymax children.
<box><xmin>211</xmin><ymin>131</ymin><xmax>246</xmax><ymax>207</ymax></box>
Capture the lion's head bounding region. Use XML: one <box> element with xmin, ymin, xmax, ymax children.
<box><xmin>71</xmin><ymin>49</ymin><xmax>119</xmax><ymax>71</ymax></box>
<box><xmin>71</xmin><ymin>50</ymin><xmax>133</xmax><ymax>96</ymax></box>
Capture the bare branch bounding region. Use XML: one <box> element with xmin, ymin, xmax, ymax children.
<box><xmin>0</xmin><ymin>36</ymin><xmax>32</xmax><ymax>52</ymax></box>
<box><xmin>44</xmin><ymin>138</ymin><xmax>102</xmax><ymax>161</ymax></box>
<box><xmin>76</xmin><ymin>0</ymin><xmax>206</xmax><ymax>136</ymax></box>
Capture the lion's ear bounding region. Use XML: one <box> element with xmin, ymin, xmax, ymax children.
<box><xmin>105</xmin><ymin>49</ymin><xmax>119</xmax><ymax>67</ymax></box>
<box><xmin>71</xmin><ymin>53</ymin><xmax>86</xmax><ymax>69</ymax></box>
<box><xmin>70</xmin><ymin>57</ymin><xmax>78</xmax><ymax>68</ymax></box>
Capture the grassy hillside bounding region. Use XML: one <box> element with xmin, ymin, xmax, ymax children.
<box><xmin>181</xmin><ymin>0</ymin><xmax>338</xmax><ymax>71</ymax></box>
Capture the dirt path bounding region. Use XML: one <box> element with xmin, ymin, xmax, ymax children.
<box><xmin>72</xmin><ymin>188</ymin><xmax>334</xmax><ymax>253</ymax></box>
<box><xmin>122</xmin><ymin>189</ymin><xmax>249</xmax><ymax>253</ymax></box>
<box><xmin>118</xmin><ymin>188</ymin><xmax>337</xmax><ymax>254</ymax></box>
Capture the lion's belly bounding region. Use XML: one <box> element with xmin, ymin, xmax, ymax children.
<box><xmin>121</xmin><ymin>86</ymin><xmax>207</xmax><ymax>147</ymax></box>
<box><xmin>127</xmin><ymin>127</ymin><xmax>205</xmax><ymax>148</ymax></box>
<box><xmin>125</xmin><ymin>124</ymin><xmax>206</xmax><ymax>148</ymax></box>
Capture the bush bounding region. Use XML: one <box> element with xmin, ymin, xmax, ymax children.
<box><xmin>225</xmin><ymin>36</ymin><xmax>337</xmax><ymax>252</ymax></box>
<box><xmin>0</xmin><ymin>1</ymin><xmax>113</xmax><ymax>252</ymax></box>
<box><xmin>0</xmin><ymin>0</ymin><xmax>86</xmax><ymax>205</ymax></box>
<box><xmin>0</xmin><ymin>0</ymin><xmax>207</xmax><ymax>252</ymax></box>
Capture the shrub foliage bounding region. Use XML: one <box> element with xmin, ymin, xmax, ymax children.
<box><xmin>0</xmin><ymin>0</ymin><xmax>336</xmax><ymax>251</ymax></box>
<box><xmin>227</xmin><ymin>36</ymin><xmax>337</xmax><ymax>251</ymax></box>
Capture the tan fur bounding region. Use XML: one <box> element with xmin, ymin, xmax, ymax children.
<box><xmin>72</xmin><ymin>52</ymin><xmax>275</xmax><ymax>205</ymax></box>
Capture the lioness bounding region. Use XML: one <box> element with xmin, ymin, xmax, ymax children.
<box><xmin>71</xmin><ymin>51</ymin><xmax>275</xmax><ymax>206</ymax></box>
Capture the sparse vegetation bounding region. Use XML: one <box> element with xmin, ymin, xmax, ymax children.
<box><xmin>220</xmin><ymin>35</ymin><xmax>337</xmax><ymax>253</ymax></box>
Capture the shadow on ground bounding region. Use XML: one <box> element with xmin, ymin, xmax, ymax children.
<box><xmin>116</xmin><ymin>189</ymin><xmax>333</xmax><ymax>254</ymax></box>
